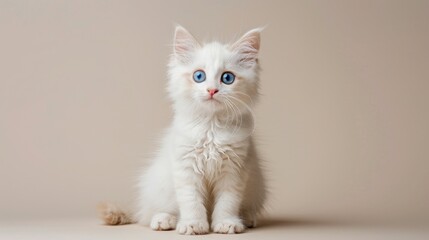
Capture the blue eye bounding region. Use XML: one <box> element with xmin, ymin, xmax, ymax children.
<box><xmin>221</xmin><ymin>72</ymin><xmax>235</xmax><ymax>85</ymax></box>
<box><xmin>193</xmin><ymin>70</ymin><xmax>206</xmax><ymax>83</ymax></box>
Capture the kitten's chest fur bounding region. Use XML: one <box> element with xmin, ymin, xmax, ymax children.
<box><xmin>178</xmin><ymin>116</ymin><xmax>250</xmax><ymax>180</ymax></box>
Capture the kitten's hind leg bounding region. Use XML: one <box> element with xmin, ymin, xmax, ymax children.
<box><xmin>241</xmin><ymin>210</ymin><xmax>258</xmax><ymax>228</ymax></box>
<box><xmin>150</xmin><ymin>213</ymin><xmax>177</xmax><ymax>231</ymax></box>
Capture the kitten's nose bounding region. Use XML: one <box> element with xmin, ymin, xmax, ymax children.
<box><xmin>207</xmin><ymin>88</ymin><xmax>219</xmax><ymax>97</ymax></box>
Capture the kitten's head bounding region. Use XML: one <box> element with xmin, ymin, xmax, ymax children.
<box><xmin>167</xmin><ymin>26</ymin><xmax>262</xmax><ymax>116</ymax></box>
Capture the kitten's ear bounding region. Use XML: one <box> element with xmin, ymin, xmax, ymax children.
<box><xmin>231</xmin><ymin>28</ymin><xmax>262</xmax><ymax>67</ymax></box>
<box><xmin>174</xmin><ymin>25</ymin><xmax>200</xmax><ymax>63</ymax></box>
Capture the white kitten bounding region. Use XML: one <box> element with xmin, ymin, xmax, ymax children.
<box><xmin>99</xmin><ymin>26</ymin><xmax>266</xmax><ymax>235</ymax></box>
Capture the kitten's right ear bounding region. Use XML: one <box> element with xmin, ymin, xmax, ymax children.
<box><xmin>173</xmin><ymin>25</ymin><xmax>200</xmax><ymax>63</ymax></box>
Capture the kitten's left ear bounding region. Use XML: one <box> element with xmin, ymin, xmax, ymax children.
<box><xmin>231</xmin><ymin>28</ymin><xmax>263</xmax><ymax>67</ymax></box>
<box><xmin>174</xmin><ymin>25</ymin><xmax>200</xmax><ymax>63</ymax></box>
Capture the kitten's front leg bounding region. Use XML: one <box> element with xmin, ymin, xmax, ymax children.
<box><xmin>174</xmin><ymin>165</ymin><xmax>209</xmax><ymax>235</ymax></box>
<box><xmin>211</xmin><ymin>168</ymin><xmax>247</xmax><ymax>234</ymax></box>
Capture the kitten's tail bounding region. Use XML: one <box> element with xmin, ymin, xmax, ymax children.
<box><xmin>97</xmin><ymin>202</ymin><xmax>136</xmax><ymax>225</ymax></box>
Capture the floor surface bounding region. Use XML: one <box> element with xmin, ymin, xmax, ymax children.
<box><xmin>1</xmin><ymin>217</ymin><xmax>428</xmax><ymax>240</ymax></box>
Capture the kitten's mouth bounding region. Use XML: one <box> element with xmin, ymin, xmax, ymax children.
<box><xmin>204</xmin><ymin>97</ymin><xmax>221</xmax><ymax>104</ymax></box>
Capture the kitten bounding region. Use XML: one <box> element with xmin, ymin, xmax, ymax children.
<box><xmin>99</xmin><ymin>26</ymin><xmax>266</xmax><ymax>235</ymax></box>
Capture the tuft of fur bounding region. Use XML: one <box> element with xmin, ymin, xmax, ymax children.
<box><xmin>97</xmin><ymin>202</ymin><xmax>135</xmax><ymax>225</ymax></box>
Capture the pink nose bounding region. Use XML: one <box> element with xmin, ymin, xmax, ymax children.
<box><xmin>207</xmin><ymin>88</ymin><xmax>219</xmax><ymax>97</ymax></box>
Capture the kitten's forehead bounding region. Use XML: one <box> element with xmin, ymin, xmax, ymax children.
<box><xmin>201</xmin><ymin>42</ymin><xmax>228</xmax><ymax>56</ymax></box>
<box><xmin>195</xmin><ymin>42</ymin><xmax>231</xmax><ymax>70</ymax></box>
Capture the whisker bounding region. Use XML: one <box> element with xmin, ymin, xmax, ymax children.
<box><xmin>227</xmin><ymin>95</ymin><xmax>257</xmax><ymax>137</ymax></box>
<box><xmin>223</xmin><ymin>97</ymin><xmax>240</xmax><ymax>136</ymax></box>
<box><xmin>233</xmin><ymin>91</ymin><xmax>255</xmax><ymax>106</ymax></box>
<box><xmin>227</xmin><ymin>97</ymin><xmax>243</xmax><ymax>136</ymax></box>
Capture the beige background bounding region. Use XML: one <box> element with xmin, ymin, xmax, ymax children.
<box><xmin>1</xmin><ymin>0</ymin><xmax>428</xmax><ymax>237</ymax></box>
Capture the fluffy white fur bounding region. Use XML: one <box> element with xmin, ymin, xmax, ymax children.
<box><xmin>134</xmin><ymin>26</ymin><xmax>266</xmax><ymax>235</ymax></box>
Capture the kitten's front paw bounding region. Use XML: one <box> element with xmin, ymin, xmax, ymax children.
<box><xmin>176</xmin><ymin>220</ymin><xmax>209</xmax><ymax>235</ymax></box>
<box><xmin>212</xmin><ymin>218</ymin><xmax>246</xmax><ymax>234</ymax></box>
<box><xmin>150</xmin><ymin>213</ymin><xmax>177</xmax><ymax>231</ymax></box>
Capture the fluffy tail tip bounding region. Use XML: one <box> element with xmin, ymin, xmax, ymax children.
<box><xmin>97</xmin><ymin>202</ymin><xmax>134</xmax><ymax>225</ymax></box>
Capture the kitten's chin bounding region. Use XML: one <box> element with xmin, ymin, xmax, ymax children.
<box><xmin>198</xmin><ymin>98</ymin><xmax>225</xmax><ymax>112</ymax></box>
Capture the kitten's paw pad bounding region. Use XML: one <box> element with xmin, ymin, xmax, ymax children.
<box><xmin>150</xmin><ymin>213</ymin><xmax>177</xmax><ymax>231</ymax></box>
<box><xmin>212</xmin><ymin>219</ymin><xmax>246</xmax><ymax>234</ymax></box>
<box><xmin>176</xmin><ymin>220</ymin><xmax>209</xmax><ymax>235</ymax></box>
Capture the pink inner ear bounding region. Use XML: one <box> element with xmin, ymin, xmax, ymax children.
<box><xmin>175</xmin><ymin>41</ymin><xmax>192</xmax><ymax>54</ymax></box>
<box><xmin>231</xmin><ymin>29</ymin><xmax>261</xmax><ymax>66</ymax></box>
<box><xmin>242</xmin><ymin>34</ymin><xmax>260</xmax><ymax>51</ymax></box>
<box><xmin>174</xmin><ymin>26</ymin><xmax>200</xmax><ymax>57</ymax></box>
<box><xmin>232</xmin><ymin>29</ymin><xmax>261</xmax><ymax>52</ymax></box>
